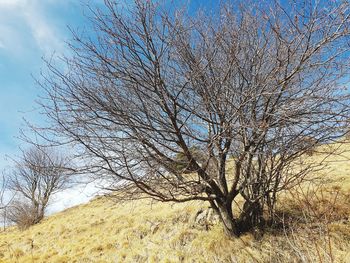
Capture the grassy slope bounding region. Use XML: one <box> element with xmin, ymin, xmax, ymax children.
<box><xmin>1</xmin><ymin>143</ymin><xmax>350</xmax><ymax>263</ymax></box>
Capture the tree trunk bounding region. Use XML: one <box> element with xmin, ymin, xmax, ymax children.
<box><xmin>33</xmin><ymin>204</ymin><xmax>45</xmax><ymax>225</ymax></box>
<box><xmin>215</xmin><ymin>201</ymin><xmax>239</xmax><ymax>237</ymax></box>
<box><xmin>236</xmin><ymin>200</ymin><xmax>264</xmax><ymax>233</ymax></box>
<box><xmin>211</xmin><ymin>198</ymin><xmax>266</xmax><ymax>237</ymax></box>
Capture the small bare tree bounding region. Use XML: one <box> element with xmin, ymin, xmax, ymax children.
<box><xmin>7</xmin><ymin>146</ymin><xmax>72</xmax><ymax>228</ymax></box>
<box><xmin>37</xmin><ymin>0</ymin><xmax>350</xmax><ymax>236</ymax></box>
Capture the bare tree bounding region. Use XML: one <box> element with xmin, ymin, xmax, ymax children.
<box><xmin>37</xmin><ymin>0</ymin><xmax>350</xmax><ymax>236</ymax></box>
<box><xmin>7</xmin><ymin>146</ymin><xmax>72</xmax><ymax>227</ymax></box>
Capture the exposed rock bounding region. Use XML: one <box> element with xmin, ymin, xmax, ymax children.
<box><xmin>150</xmin><ymin>223</ymin><xmax>160</xmax><ymax>234</ymax></box>
<box><xmin>146</xmin><ymin>220</ymin><xmax>161</xmax><ymax>234</ymax></box>
<box><xmin>191</xmin><ymin>207</ymin><xmax>220</xmax><ymax>230</ymax></box>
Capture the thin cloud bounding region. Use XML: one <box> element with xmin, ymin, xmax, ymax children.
<box><xmin>0</xmin><ymin>0</ymin><xmax>65</xmax><ymax>56</ymax></box>
<box><xmin>0</xmin><ymin>0</ymin><xmax>24</xmax><ymax>7</ymax></box>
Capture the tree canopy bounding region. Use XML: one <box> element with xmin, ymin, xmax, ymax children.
<box><xmin>37</xmin><ymin>0</ymin><xmax>350</xmax><ymax>236</ymax></box>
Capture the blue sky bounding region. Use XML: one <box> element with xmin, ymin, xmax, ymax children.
<box><xmin>0</xmin><ymin>0</ymin><xmax>88</xmax><ymax>171</ymax></box>
<box><xmin>0</xmin><ymin>0</ymin><xmax>219</xmax><ymax>171</ymax></box>
<box><xmin>0</xmin><ymin>0</ymin><xmax>100</xmax><ymax>211</ymax></box>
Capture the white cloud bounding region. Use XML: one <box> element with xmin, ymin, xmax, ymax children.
<box><xmin>24</xmin><ymin>11</ymin><xmax>64</xmax><ymax>54</ymax></box>
<box><xmin>0</xmin><ymin>0</ymin><xmax>25</xmax><ymax>7</ymax></box>
<box><xmin>48</xmin><ymin>183</ymin><xmax>102</xmax><ymax>214</ymax></box>
<box><xmin>0</xmin><ymin>0</ymin><xmax>64</xmax><ymax>56</ymax></box>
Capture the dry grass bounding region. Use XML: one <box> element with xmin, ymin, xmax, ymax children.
<box><xmin>0</xmin><ymin>143</ymin><xmax>350</xmax><ymax>262</ymax></box>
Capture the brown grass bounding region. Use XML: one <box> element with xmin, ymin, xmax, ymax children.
<box><xmin>0</xmin><ymin>142</ymin><xmax>349</xmax><ymax>262</ymax></box>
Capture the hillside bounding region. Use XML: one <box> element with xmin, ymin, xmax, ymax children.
<box><xmin>1</xmin><ymin>143</ymin><xmax>350</xmax><ymax>263</ymax></box>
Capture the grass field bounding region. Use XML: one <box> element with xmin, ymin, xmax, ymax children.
<box><xmin>0</xmin><ymin>143</ymin><xmax>349</xmax><ymax>263</ymax></box>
